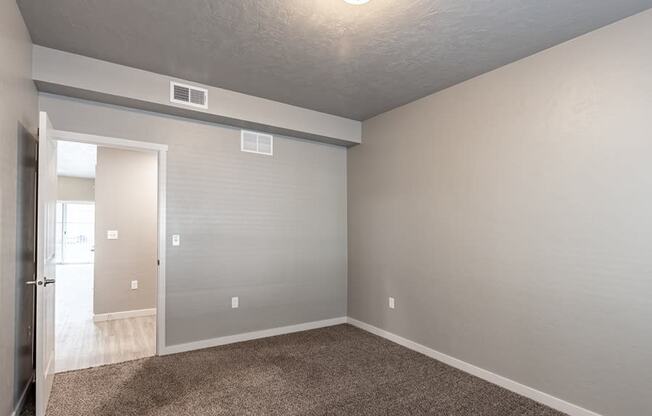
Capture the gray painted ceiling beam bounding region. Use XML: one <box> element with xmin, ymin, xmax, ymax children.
<box><xmin>32</xmin><ymin>46</ymin><xmax>361</xmax><ymax>147</ymax></box>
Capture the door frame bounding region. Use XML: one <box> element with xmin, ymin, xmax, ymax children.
<box><xmin>50</xmin><ymin>129</ymin><xmax>168</xmax><ymax>355</ymax></box>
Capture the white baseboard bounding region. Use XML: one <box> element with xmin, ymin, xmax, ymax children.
<box><xmin>93</xmin><ymin>308</ymin><xmax>156</xmax><ymax>322</ymax></box>
<box><xmin>346</xmin><ymin>317</ymin><xmax>602</xmax><ymax>416</ymax></box>
<box><xmin>11</xmin><ymin>374</ymin><xmax>33</xmax><ymax>416</ymax></box>
<box><xmin>162</xmin><ymin>316</ymin><xmax>347</xmax><ymax>355</ymax></box>
<box><xmin>157</xmin><ymin>315</ymin><xmax>601</xmax><ymax>416</ymax></box>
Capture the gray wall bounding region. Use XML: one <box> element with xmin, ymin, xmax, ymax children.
<box><xmin>348</xmin><ymin>9</ymin><xmax>652</xmax><ymax>416</ymax></box>
<box><xmin>0</xmin><ymin>3</ymin><xmax>38</xmax><ymax>416</ymax></box>
<box><xmin>57</xmin><ymin>176</ymin><xmax>94</xmax><ymax>201</ymax></box>
<box><xmin>39</xmin><ymin>93</ymin><xmax>348</xmax><ymax>346</ymax></box>
<box><xmin>94</xmin><ymin>147</ymin><xmax>158</xmax><ymax>315</ymax></box>
<box><xmin>32</xmin><ymin>46</ymin><xmax>362</xmax><ymax>146</ymax></box>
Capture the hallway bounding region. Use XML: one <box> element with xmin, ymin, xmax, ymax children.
<box><xmin>55</xmin><ymin>264</ymin><xmax>155</xmax><ymax>373</ymax></box>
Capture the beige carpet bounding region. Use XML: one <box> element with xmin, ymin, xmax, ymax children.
<box><xmin>44</xmin><ymin>324</ymin><xmax>566</xmax><ymax>416</ymax></box>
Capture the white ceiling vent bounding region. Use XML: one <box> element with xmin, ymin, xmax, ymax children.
<box><xmin>241</xmin><ymin>130</ymin><xmax>273</xmax><ymax>156</ymax></box>
<box><xmin>170</xmin><ymin>81</ymin><xmax>208</xmax><ymax>109</ymax></box>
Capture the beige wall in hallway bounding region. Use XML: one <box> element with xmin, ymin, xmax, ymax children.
<box><xmin>94</xmin><ymin>147</ymin><xmax>158</xmax><ymax>315</ymax></box>
<box><xmin>348</xmin><ymin>9</ymin><xmax>652</xmax><ymax>416</ymax></box>
<box><xmin>57</xmin><ymin>176</ymin><xmax>95</xmax><ymax>201</ymax></box>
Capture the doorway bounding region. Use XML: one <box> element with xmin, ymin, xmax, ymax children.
<box><xmin>53</xmin><ymin>140</ymin><xmax>160</xmax><ymax>373</ymax></box>
<box><xmin>33</xmin><ymin>113</ymin><xmax>168</xmax><ymax>416</ymax></box>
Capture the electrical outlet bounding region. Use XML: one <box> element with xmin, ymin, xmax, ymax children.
<box><xmin>107</xmin><ymin>230</ymin><xmax>119</xmax><ymax>240</ymax></box>
<box><xmin>131</xmin><ymin>280</ymin><xmax>138</xmax><ymax>290</ymax></box>
<box><xmin>231</xmin><ymin>296</ymin><xmax>239</xmax><ymax>308</ymax></box>
<box><xmin>172</xmin><ymin>234</ymin><xmax>180</xmax><ymax>246</ymax></box>
<box><xmin>389</xmin><ymin>297</ymin><xmax>395</xmax><ymax>309</ymax></box>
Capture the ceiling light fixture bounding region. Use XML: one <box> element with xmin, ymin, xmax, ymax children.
<box><xmin>344</xmin><ymin>0</ymin><xmax>370</xmax><ymax>5</ymax></box>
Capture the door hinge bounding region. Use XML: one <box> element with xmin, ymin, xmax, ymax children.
<box><xmin>157</xmin><ymin>259</ymin><xmax>160</xmax><ymax>266</ymax></box>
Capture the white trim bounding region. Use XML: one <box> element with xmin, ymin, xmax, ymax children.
<box><xmin>346</xmin><ymin>317</ymin><xmax>603</xmax><ymax>416</ymax></box>
<box><xmin>169</xmin><ymin>80</ymin><xmax>209</xmax><ymax>109</ymax></box>
<box><xmin>51</xmin><ymin>129</ymin><xmax>168</xmax><ymax>152</ymax></box>
<box><xmin>93</xmin><ymin>308</ymin><xmax>157</xmax><ymax>322</ymax></box>
<box><xmin>162</xmin><ymin>317</ymin><xmax>347</xmax><ymax>355</ymax></box>
<box><xmin>11</xmin><ymin>375</ymin><xmax>33</xmax><ymax>416</ymax></box>
<box><xmin>156</xmin><ymin>150</ymin><xmax>167</xmax><ymax>355</ymax></box>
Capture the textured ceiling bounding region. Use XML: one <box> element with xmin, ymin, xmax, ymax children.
<box><xmin>18</xmin><ymin>0</ymin><xmax>652</xmax><ymax>120</ymax></box>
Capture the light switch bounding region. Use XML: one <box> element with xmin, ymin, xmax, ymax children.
<box><xmin>389</xmin><ymin>297</ymin><xmax>395</xmax><ymax>309</ymax></box>
<box><xmin>172</xmin><ymin>234</ymin><xmax>180</xmax><ymax>246</ymax></box>
<box><xmin>107</xmin><ymin>230</ymin><xmax>119</xmax><ymax>240</ymax></box>
<box><xmin>131</xmin><ymin>280</ymin><xmax>138</xmax><ymax>290</ymax></box>
<box><xmin>231</xmin><ymin>297</ymin><xmax>239</xmax><ymax>308</ymax></box>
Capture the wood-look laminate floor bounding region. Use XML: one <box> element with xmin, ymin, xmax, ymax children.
<box><xmin>55</xmin><ymin>264</ymin><xmax>156</xmax><ymax>373</ymax></box>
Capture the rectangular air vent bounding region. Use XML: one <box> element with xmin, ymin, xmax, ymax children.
<box><xmin>241</xmin><ymin>130</ymin><xmax>273</xmax><ymax>156</ymax></box>
<box><xmin>170</xmin><ymin>81</ymin><xmax>208</xmax><ymax>109</ymax></box>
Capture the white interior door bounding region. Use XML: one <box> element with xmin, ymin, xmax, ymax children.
<box><xmin>35</xmin><ymin>111</ymin><xmax>58</xmax><ymax>416</ymax></box>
